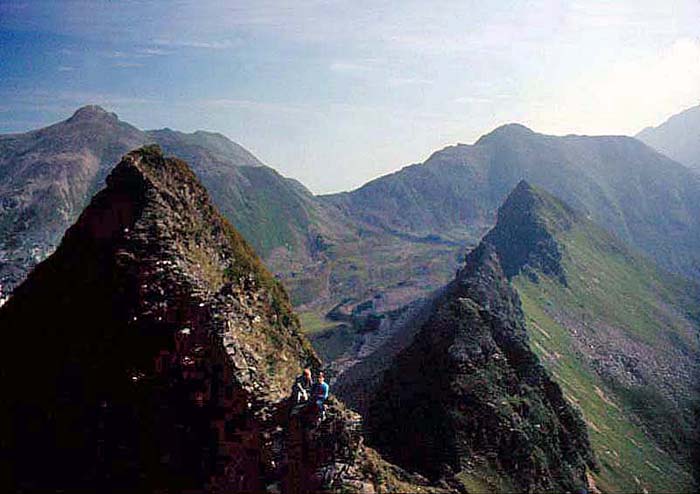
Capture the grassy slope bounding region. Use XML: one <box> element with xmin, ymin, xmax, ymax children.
<box><xmin>513</xmin><ymin>216</ymin><xmax>697</xmax><ymax>493</ymax></box>
<box><xmin>297</xmin><ymin>312</ymin><xmax>354</xmax><ymax>363</ymax></box>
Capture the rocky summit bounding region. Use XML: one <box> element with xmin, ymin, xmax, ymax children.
<box><xmin>363</xmin><ymin>234</ymin><xmax>596</xmax><ymax>492</ymax></box>
<box><xmin>0</xmin><ymin>146</ymin><xmax>439</xmax><ymax>493</ymax></box>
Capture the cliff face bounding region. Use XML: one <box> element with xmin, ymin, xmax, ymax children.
<box><xmin>366</xmin><ymin>241</ymin><xmax>596</xmax><ymax>492</ymax></box>
<box><xmin>0</xmin><ymin>146</ymin><xmax>431</xmax><ymax>493</ymax></box>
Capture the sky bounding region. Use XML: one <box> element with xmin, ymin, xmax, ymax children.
<box><xmin>1</xmin><ymin>0</ymin><xmax>700</xmax><ymax>193</ymax></box>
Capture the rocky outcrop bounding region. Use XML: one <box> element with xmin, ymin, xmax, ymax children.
<box><xmin>0</xmin><ymin>146</ymin><xmax>432</xmax><ymax>493</ymax></box>
<box><xmin>365</xmin><ymin>241</ymin><xmax>596</xmax><ymax>492</ymax></box>
<box><xmin>482</xmin><ymin>180</ymin><xmax>573</xmax><ymax>285</ymax></box>
<box><xmin>278</xmin><ymin>398</ymin><xmax>447</xmax><ymax>494</ymax></box>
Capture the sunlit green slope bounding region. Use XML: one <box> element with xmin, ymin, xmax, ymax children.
<box><xmin>486</xmin><ymin>181</ymin><xmax>699</xmax><ymax>493</ymax></box>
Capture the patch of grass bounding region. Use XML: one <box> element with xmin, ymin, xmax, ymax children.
<box><xmin>205</xmin><ymin>166</ymin><xmax>313</xmax><ymax>259</ymax></box>
<box><xmin>455</xmin><ymin>460</ymin><xmax>515</xmax><ymax>494</ymax></box>
<box><xmin>517</xmin><ymin>280</ymin><xmax>694</xmax><ymax>493</ymax></box>
<box><xmin>298</xmin><ymin>311</ymin><xmax>337</xmax><ymax>335</ymax></box>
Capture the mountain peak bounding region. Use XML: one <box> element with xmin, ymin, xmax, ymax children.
<box><xmin>0</xmin><ymin>145</ymin><xmax>327</xmax><ymax>490</ymax></box>
<box><xmin>636</xmin><ymin>103</ymin><xmax>700</xmax><ymax>171</ymax></box>
<box><xmin>365</xmin><ymin>213</ymin><xmax>595</xmax><ymax>491</ymax></box>
<box><xmin>483</xmin><ymin>182</ymin><xmax>576</xmax><ymax>283</ymax></box>
<box><xmin>475</xmin><ymin>122</ymin><xmax>536</xmax><ymax>145</ymax></box>
<box><xmin>502</xmin><ymin>180</ymin><xmax>578</xmax><ymax>230</ymax></box>
<box><xmin>511</xmin><ymin>178</ymin><xmax>534</xmax><ymax>195</ymax></box>
<box><xmin>68</xmin><ymin>104</ymin><xmax>119</xmax><ymax>123</ymax></box>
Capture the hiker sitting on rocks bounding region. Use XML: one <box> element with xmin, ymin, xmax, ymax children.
<box><xmin>311</xmin><ymin>371</ymin><xmax>329</xmax><ymax>422</ymax></box>
<box><xmin>291</xmin><ymin>368</ymin><xmax>313</xmax><ymax>403</ymax></box>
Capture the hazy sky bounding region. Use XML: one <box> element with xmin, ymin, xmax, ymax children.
<box><xmin>1</xmin><ymin>1</ymin><xmax>700</xmax><ymax>193</ymax></box>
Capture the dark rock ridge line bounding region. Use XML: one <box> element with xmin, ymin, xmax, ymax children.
<box><xmin>481</xmin><ymin>180</ymin><xmax>571</xmax><ymax>285</ymax></box>
<box><xmin>0</xmin><ymin>146</ymin><xmax>441</xmax><ymax>493</ymax></box>
<box><xmin>363</xmin><ymin>231</ymin><xmax>596</xmax><ymax>492</ymax></box>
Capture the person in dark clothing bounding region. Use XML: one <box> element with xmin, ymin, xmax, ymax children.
<box><xmin>291</xmin><ymin>368</ymin><xmax>313</xmax><ymax>403</ymax></box>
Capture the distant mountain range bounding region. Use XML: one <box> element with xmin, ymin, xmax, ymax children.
<box><xmin>325</xmin><ymin>122</ymin><xmax>700</xmax><ymax>280</ymax></box>
<box><xmin>339</xmin><ymin>182</ymin><xmax>699</xmax><ymax>492</ymax></box>
<box><xmin>638</xmin><ymin>104</ymin><xmax>700</xmax><ymax>172</ymax></box>
<box><xmin>0</xmin><ymin>106</ymin><xmax>344</xmax><ymax>302</ymax></box>
<box><xmin>3</xmin><ymin>105</ymin><xmax>700</xmax><ymax>362</ymax></box>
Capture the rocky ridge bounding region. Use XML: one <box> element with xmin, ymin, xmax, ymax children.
<box><xmin>0</xmin><ymin>146</ymin><xmax>441</xmax><ymax>493</ymax></box>
<box><xmin>363</xmin><ymin>236</ymin><xmax>596</xmax><ymax>492</ymax></box>
<box><xmin>486</xmin><ymin>182</ymin><xmax>700</xmax><ymax>491</ymax></box>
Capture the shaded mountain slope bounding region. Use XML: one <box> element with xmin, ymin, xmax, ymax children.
<box><xmin>333</xmin><ymin>288</ymin><xmax>446</xmax><ymax>416</ymax></box>
<box><xmin>363</xmin><ymin>231</ymin><xmax>596</xmax><ymax>492</ymax></box>
<box><xmin>637</xmin><ymin>104</ymin><xmax>700</xmax><ymax>172</ymax></box>
<box><xmin>0</xmin><ymin>107</ymin><xmax>338</xmax><ymax>299</ymax></box>
<box><xmin>0</xmin><ymin>106</ymin><xmax>146</xmax><ymax>292</ymax></box>
<box><xmin>147</xmin><ymin>128</ymin><xmax>346</xmax><ymax>261</ymax></box>
<box><xmin>485</xmin><ymin>181</ymin><xmax>699</xmax><ymax>492</ymax></box>
<box><xmin>0</xmin><ymin>146</ymin><xmax>443</xmax><ymax>493</ymax></box>
<box><xmin>324</xmin><ymin>124</ymin><xmax>700</xmax><ymax>280</ymax></box>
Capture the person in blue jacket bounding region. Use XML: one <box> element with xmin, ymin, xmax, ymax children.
<box><xmin>311</xmin><ymin>371</ymin><xmax>329</xmax><ymax>422</ymax></box>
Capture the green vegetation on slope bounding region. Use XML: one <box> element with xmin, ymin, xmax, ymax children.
<box><xmin>511</xmin><ymin>217</ymin><xmax>698</xmax><ymax>493</ymax></box>
<box><xmin>298</xmin><ymin>311</ymin><xmax>337</xmax><ymax>334</ymax></box>
<box><xmin>517</xmin><ymin>286</ymin><xmax>692</xmax><ymax>493</ymax></box>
